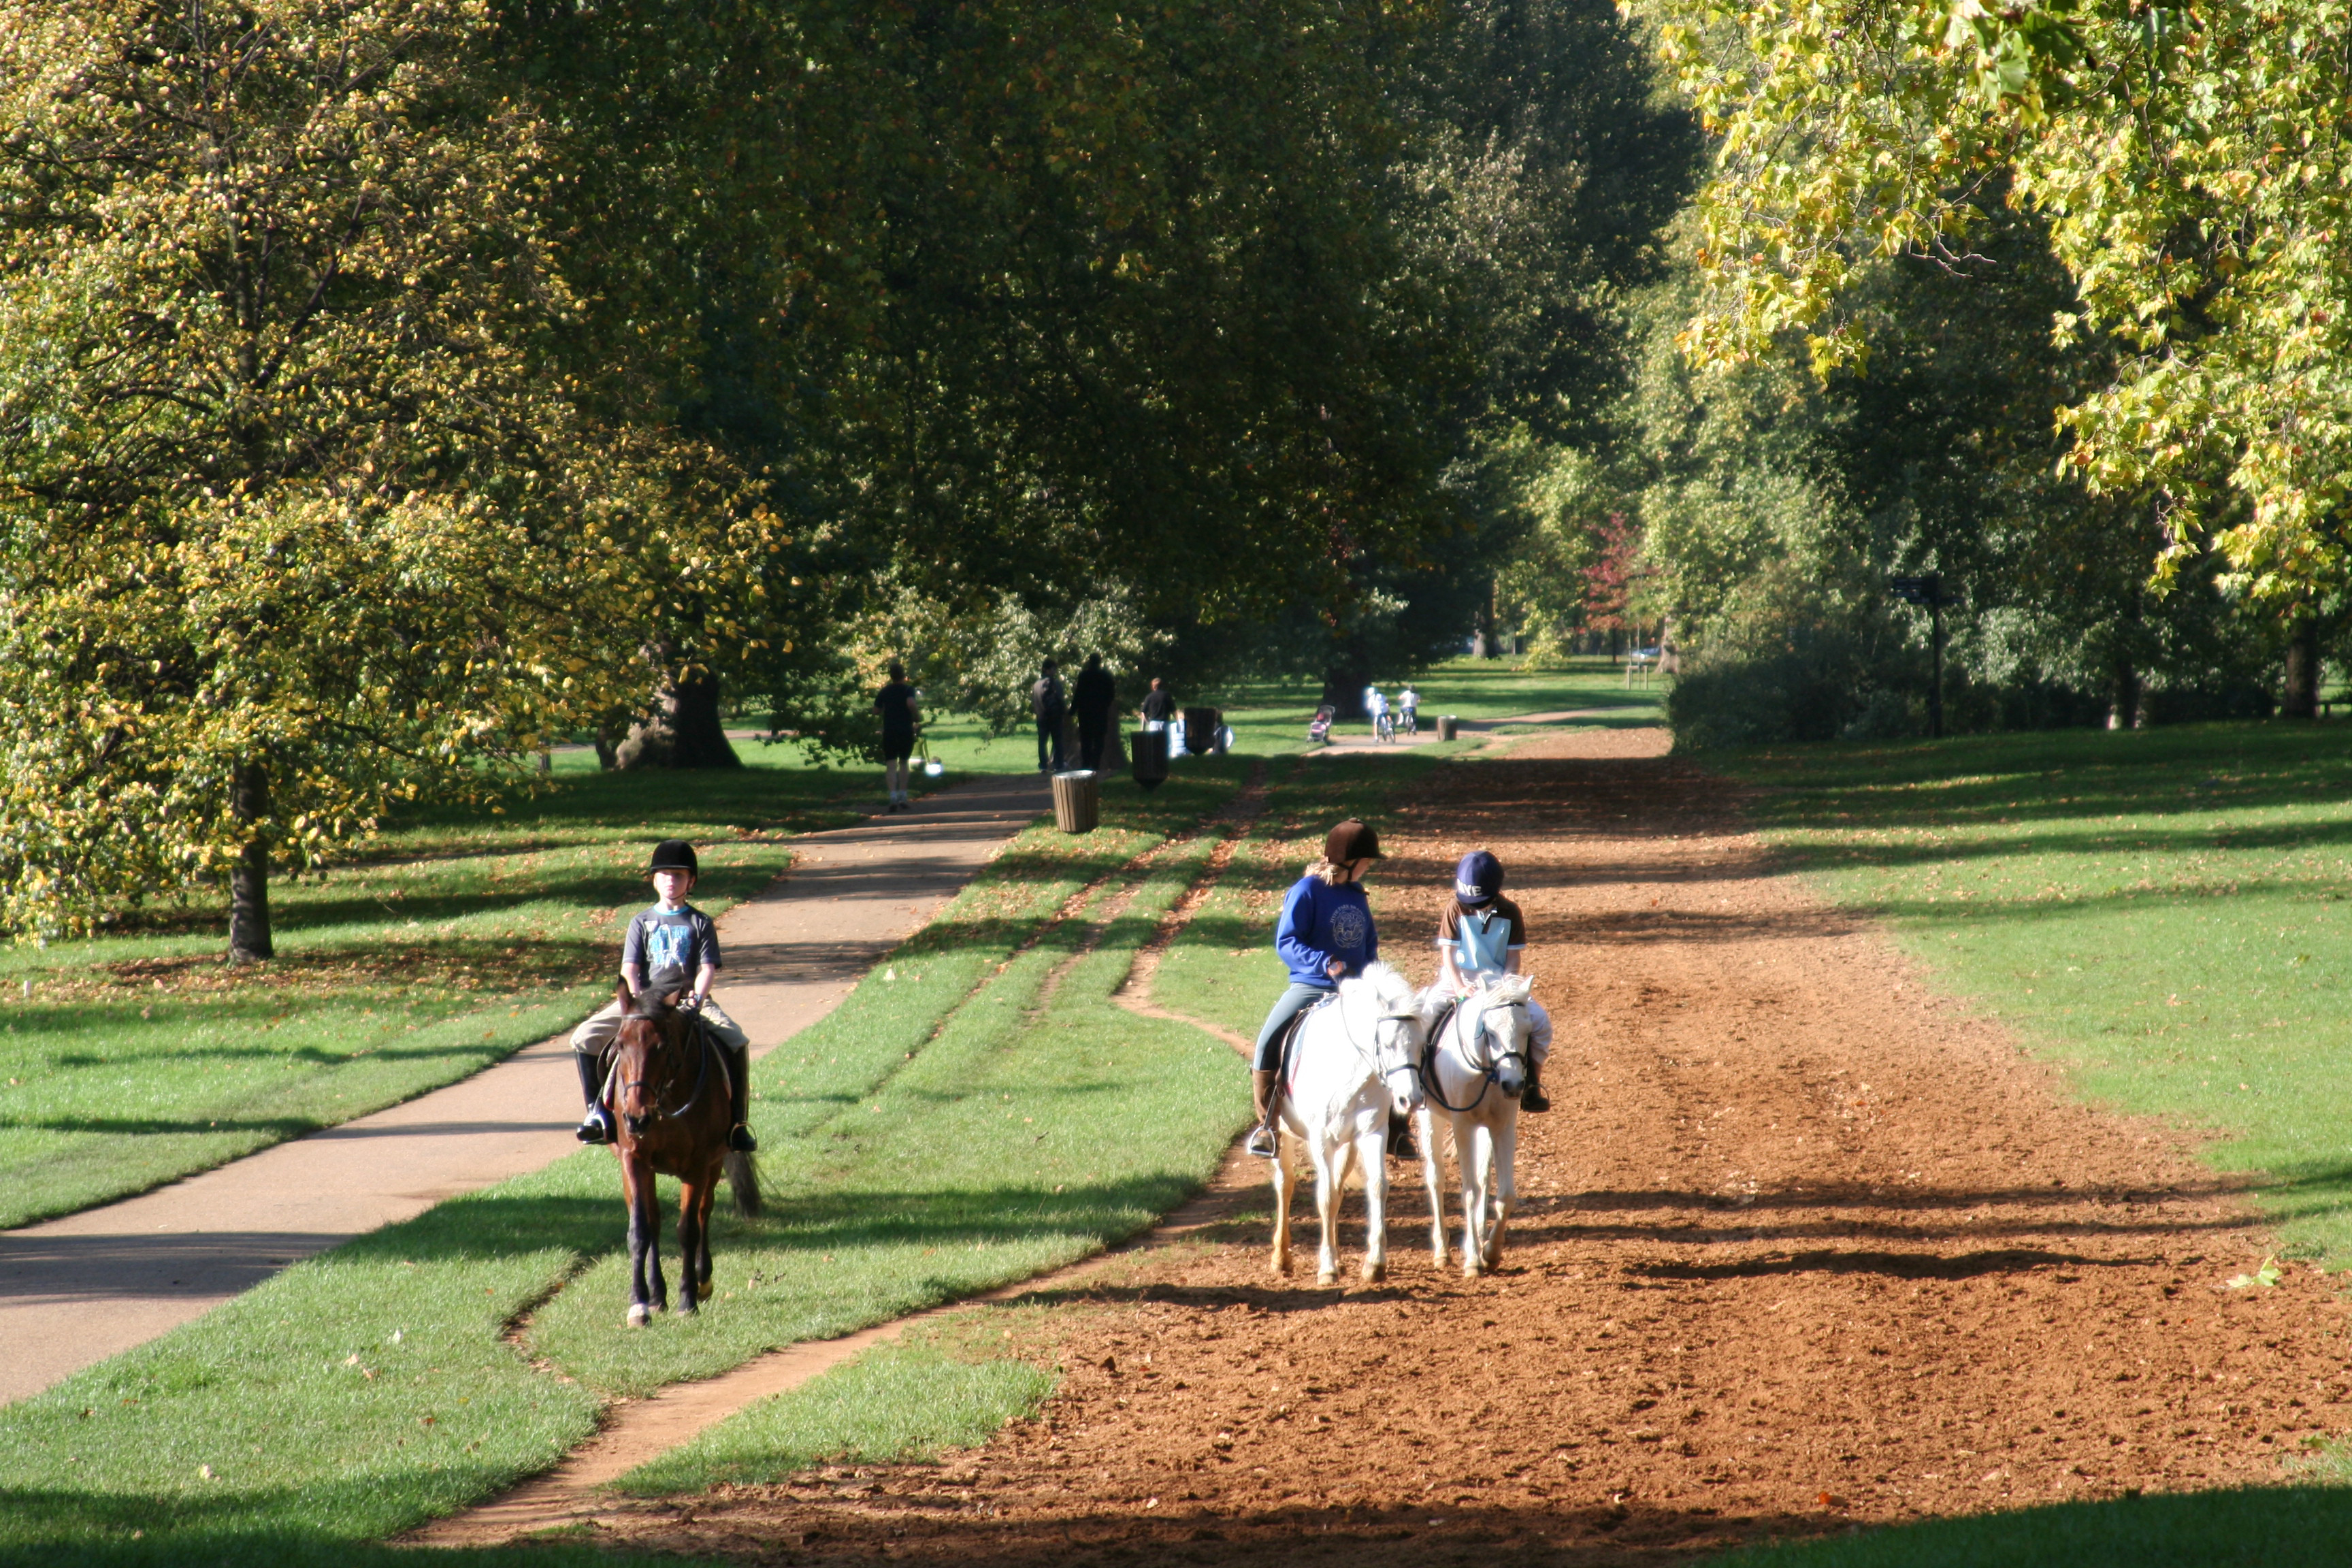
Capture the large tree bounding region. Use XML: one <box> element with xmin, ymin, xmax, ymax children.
<box><xmin>0</xmin><ymin>0</ymin><xmax>761</xmax><ymax>953</ymax></box>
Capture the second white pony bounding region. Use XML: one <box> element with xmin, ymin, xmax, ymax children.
<box><xmin>1269</xmin><ymin>961</ymin><xmax>1431</xmax><ymax>1284</ymax></box>
<box><xmin>1414</xmin><ymin>972</ymin><xmax>1534</xmax><ymax>1275</ymax></box>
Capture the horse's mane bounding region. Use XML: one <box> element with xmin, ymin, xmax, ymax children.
<box><xmin>1341</xmin><ymin>960</ymin><xmax>1417</xmax><ymax>1017</ymax></box>
<box><xmin>1477</xmin><ymin>972</ymin><xmax>1534</xmax><ymax>1007</ymax></box>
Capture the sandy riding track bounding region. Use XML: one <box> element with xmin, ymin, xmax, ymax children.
<box><xmin>529</xmin><ymin>730</ymin><xmax>2352</xmax><ymax>1565</ymax></box>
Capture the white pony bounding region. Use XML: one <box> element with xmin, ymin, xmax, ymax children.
<box><xmin>1269</xmin><ymin>962</ymin><xmax>1431</xmax><ymax>1284</ymax></box>
<box><xmin>1414</xmin><ymin>972</ymin><xmax>1534</xmax><ymax>1276</ymax></box>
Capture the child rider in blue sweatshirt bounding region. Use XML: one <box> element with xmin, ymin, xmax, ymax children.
<box><xmin>1246</xmin><ymin>819</ymin><xmax>1384</xmax><ymax>1158</ymax></box>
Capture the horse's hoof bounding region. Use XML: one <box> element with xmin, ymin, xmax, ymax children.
<box><xmin>1461</xmin><ymin>1262</ymin><xmax>1483</xmax><ymax>1279</ymax></box>
<box><xmin>1317</xmin><ymin>1269</ymin><xmax>1337</xmax><ymax>1287</ymax></box>
<box><xmin>1361</xmin><ymin>1258</ymin><xmax>1385</xmax><ymax>1283</ymax></box>
<box><xmin>626</xmin><ymin>1305</ymin><xmax>651</xmax><ymax>1327</ymax></box>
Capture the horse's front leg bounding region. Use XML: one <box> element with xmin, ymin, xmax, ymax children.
<box><xmin>674</xmin><ymin>1179</ymin><xmax>703</xmax><ymax>1316</ymax></box>
<box><xmin>695</xmin><ymin>1176</ymin><xmax>719</xmax><ymax>1302</ymax></box>
<box><xmin>1484</xmin><ymin>1113</ymin><xmax>1519</xmax><ymax>1270</ymax></box>
<box><xmin>1312</xmin><ymin>1139</ymin><xmax>1346</xmax><ymax>1286</ymax></box>
<box><xmin>623</xmin><ymin>1152</ymin><xmax>656</xmax><ymax>1326</ymax></box>
<box><xmin>1270</xmin><ymin>1140</ymin><xmax>1297</xmax><ymax>1277</ymax></box>
<box><xmin>1360</xmin><ymin>1123</ymin><xmax>1390</xmax><ymax>1283</ymax></box>
<box><xmin>1419</xmin><ymin>1107</ymin><xmax>1448</xmax><ymax>1267</ymax></box>
<box><xmin>1459</xmin><ymin>1122</ymin><xmax>1492</xmax><ymax>1279</ymax></box>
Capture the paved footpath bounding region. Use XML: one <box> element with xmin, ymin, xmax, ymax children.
<box><xmin>0</xmin><ymin>772</ymin><xmax>1047</xmax><ymax>1406</ymax></box>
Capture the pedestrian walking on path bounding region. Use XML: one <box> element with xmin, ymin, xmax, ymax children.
<box><xmin>875</xmin><ymin>662</ymin><xmax>919</xmax><ymax>811</ymax></box>
<box><xmin>1139</xmin><ymin>676</ymin><xmax>1175</xmax><ymax>729</ymax></box>
<box><xmin>1072</xmin><ymin>653</ymin><xmax>1117</xmax><ymax>770</ymax></box>
<box><xmin>1032</xmin><ymin>659</ymin><xmax>1067</xmax><ymax>772</ymax></box>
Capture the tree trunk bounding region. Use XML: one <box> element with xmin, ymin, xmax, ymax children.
<box><xmin>1320</xmin><ymin>664</ymin><xmax>1368</xmax><ymax>713</ymax></box>
<box><xmin>2107</xmin><ymin>663</ymin><xmax>2140</xmax><ymax>731</ymax></box>
<box><xmin>617</xmin><ymin>666</ymin><xmax>742</xmax><ymax>770</ymax></box>
<box><xmin>2283</xmin><ymin>612</ymin><xmax>2323</xmax><ymax>719</ymax></box>
<box><xmin>228</xmin><ymin>759</ymin><xmax>274</xmax><ymax>964</ymax></box>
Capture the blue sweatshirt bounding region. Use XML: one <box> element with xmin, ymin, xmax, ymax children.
<box><xmin>1275</xmin><ymin>875</ymin><xmax>1377</xmax><ymax>988</ymax></box>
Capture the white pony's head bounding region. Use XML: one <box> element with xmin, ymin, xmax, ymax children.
<box><xmin>1469</xmin><ymin>971</ymin><xmax>1535</xmax><ymax>1095</ymax></box>
<box><xmin>1341</xmin><ymin>961</ymin><xmax>1425</xmax><ymax>1115</ymax></box>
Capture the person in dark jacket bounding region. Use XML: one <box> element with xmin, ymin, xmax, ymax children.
<box><xmin>1245</xmin><ymin>819</ymin><xmax>1384</xmax><ymax>1158</ymax></box>
<box><xmin>1030</xmin><ymin>659</ymin><xmax>1066</xmax><ymax>772</ymax></box>
<box><xmin>1071</xmin><ymin>653</ymin><xmax>1117</xmax><ymax>770</ymax></box>
<box><xmin>875</xmin><ymin>660</ymin><xmax>919</xmax><ymax>812</ymax></box>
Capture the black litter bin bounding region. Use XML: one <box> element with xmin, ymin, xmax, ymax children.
<box><xmin>1131</xmin><ymin>728</ymin><xmax>1169</xmax><ymax>792</ymax></box>
<box><xmin>1181</xmin><ymin>706</ymin><xmax>1223</xmax><ymax>757</ymax></box>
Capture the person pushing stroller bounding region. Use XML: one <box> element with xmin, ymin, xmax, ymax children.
<box><xmin>572</xmin><ymin>839</ymin><xmax>758</xmax><ymax>1152</ymax></box>
<box><xmin>1433</xmin><ymin>849</ymin><xmax>1550</xmax><ymax>1112</ymax></box>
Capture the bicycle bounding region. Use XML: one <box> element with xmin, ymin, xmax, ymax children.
<box><xmin>1375</xmin><ymin>710</ymin><xmax>1395</xmax><ymax>743</ymax></box>
<box><xmin>1399</xmin><ymin>707</ymin><xmax>1418</xmax><ymax>737</ymax></box>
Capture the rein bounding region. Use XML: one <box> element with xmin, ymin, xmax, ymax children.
<box><xmin>616</xmin><ymin>1012</ymin><xmax>721</xmax><ymax>1126</ymax></box>
<box><xmin>1331</xmin><ymin>994</ymin><xmax>1422</xmax><ymax>1092</ymax></box>
<box><xmin>1418</xmin><ymin>997</ymin><xmax>1530</xmax><ymax>1114</ymax></box>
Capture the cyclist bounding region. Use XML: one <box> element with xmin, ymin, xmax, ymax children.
<box><xmin>1367</xmin><ymin>685</ymin><xmax>1390</xmax><ymax>740</ymax></box>
<box><xmin>1398</xmin><ymin>684</ymin><xmax>1420</xmax><ymax>736</ymax></box>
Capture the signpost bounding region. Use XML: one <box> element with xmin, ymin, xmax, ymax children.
<box><xmin>1890</xmin><ymin>574</ymin><xmax>1948</xmax><ymax>739</ymax></box>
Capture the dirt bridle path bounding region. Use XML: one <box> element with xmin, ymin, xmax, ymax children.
<box><xmin>546</xmin><ymin>729</ymin><xmax>2352</xmax><ymax>1565</ymax></box>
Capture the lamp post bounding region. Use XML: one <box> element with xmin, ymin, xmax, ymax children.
<box><xmin>1890</xmin><ymin>574</ymin><xmax>1947</xmax><ymax>739</ymax></box>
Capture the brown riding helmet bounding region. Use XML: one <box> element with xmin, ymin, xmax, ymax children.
<box><xmin>1322</xmin><ymin>819</ymin><xmax>1384</xmax><ymax>864</ymax></box>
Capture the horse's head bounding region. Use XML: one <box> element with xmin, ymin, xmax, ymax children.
<box><xmin>610</xmin><ymin>979</ymin><xmax>687</xmax><ymax>1140</ymax></box>
<box><xmin>1468</xmin><ymin>973</ymin><xmax>1535</xmax><ymax>1096</ymax></box>
<box><xmin>1352</xmin><ymin>961</ymin><xmax>1425</xmax><ymax>1116</ymax></box>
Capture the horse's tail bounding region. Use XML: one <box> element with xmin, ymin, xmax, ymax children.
<box><xmin>725</xmin><ymin>1149</ymin><xmax>763</xmax><ymax>1217</ymax></box>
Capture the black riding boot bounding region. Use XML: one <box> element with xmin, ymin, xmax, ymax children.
<box><xmin>1520</xmin><ymin>1060</ymin><xmax>1550</xmax><ymax>1114</ymax></box>
<box><xmin>574</xmin><ymin>1051</ymin><xmax>612</xmax><ymax>1143</ymax></box>
<box><xmin>1386</xmin><ymin>1109</ymin><xmax>1418</xmax><ymax>1160</ymax></box>
<box><xmin>725</xmin><ymin>1044</ymin><xmax>758</xmax><ymax>1152</ymax></box>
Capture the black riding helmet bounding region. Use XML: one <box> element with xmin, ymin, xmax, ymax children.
<box><xmin>649</xmin><ymin>838</ymin><xmax>700</xmax><ymax>877</ymax></box>
<box><xmin>1322</xmin><ymin>819</ymin><xmax>1383</xmax><ymax>864</ymax></box>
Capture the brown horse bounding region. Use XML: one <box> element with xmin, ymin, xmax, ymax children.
<box><xmin>604</xmin><ymin>979</ymin><xmax>761</xmax><ymax>1325</ymax></box>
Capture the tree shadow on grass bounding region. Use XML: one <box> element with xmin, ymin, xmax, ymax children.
<box><xmin>333</xmin><ymin>1175</ymin><xmax>1217</xmax><ymax>1274</ymax></box>
<box><xmin>0</xmin><ymin>1477</ymin><xmax>681</xmax><ymax>1565</ymax></box>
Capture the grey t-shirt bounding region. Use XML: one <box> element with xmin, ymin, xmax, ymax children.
<box><xmin>621</xmin><ymin>903</ymin><xmax>721</xmax><ymax>980</ymax></box>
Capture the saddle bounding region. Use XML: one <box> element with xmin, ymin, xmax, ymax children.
<box><xmin>1273</xmin><ymin>992</ymin><xmax>1339</xmax><ymax>1086</ymax></box>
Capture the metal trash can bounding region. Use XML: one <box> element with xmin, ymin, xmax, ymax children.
<box><xmin>1051</xmin><ymin>770</ymin><xmax>1100</xmax><ymax>833</ymax></box>
<box><xmin>1130</xmin><ymin>728</ymin><xmax>1169</xmax><ymax>792</ymax></box>
<box><xmin>1438</xmin><ymin>715</ymin><xmax>1458</xmax><ymax>741</ymax></box>
<box><xmin>1181</xmin><ymin>705</ymin><xmax>1223</xmax><ymax>757</ymax></box>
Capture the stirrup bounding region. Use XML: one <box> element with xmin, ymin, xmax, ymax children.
<box><xmin>1520</xmin><ymin>1083</ymin><xmax>1551</xmax><ymax>1113</ymax></box>
<box><xmin>576</xmin><ymin>1108</ymin><xmax>613</xmax><ymax>1145</ymax></box>
<box><xmin>1245</xmin><ymin>1122</ymin><xmax>1277</xmax><ymax>1159</ymax></box>
<box><xmin>728</xmin><ymin>1124</ymin><xmax>759</xmax><ymax>1153</ymax></box>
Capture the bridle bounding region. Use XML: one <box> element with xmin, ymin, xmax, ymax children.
<box><xmin>1336</xmin><ymin>995</ymin><xmax>1424</xmax><ymax>1102</ymax></box>
<box><xmin>1418</xmin><ymin>994</ymin><xmax>1530</xmax><ymax>1113</ymax></box>
<box><xmin>610</xmin><ymin>1004</ymin><xmax>721</xmax><ymax>1127</ymax></box>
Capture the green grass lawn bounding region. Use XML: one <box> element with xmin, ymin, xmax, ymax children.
<box><xmin>0</xmin><ymin>764</ymin><xmax>1250</xmax><ymax>1556</ymax></box>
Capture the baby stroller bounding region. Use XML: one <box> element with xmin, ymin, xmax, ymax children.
<box><xmin>1307</xmin><ymin>704</ymin><xmax>1336</xmax><ymax>745</ymax></box>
